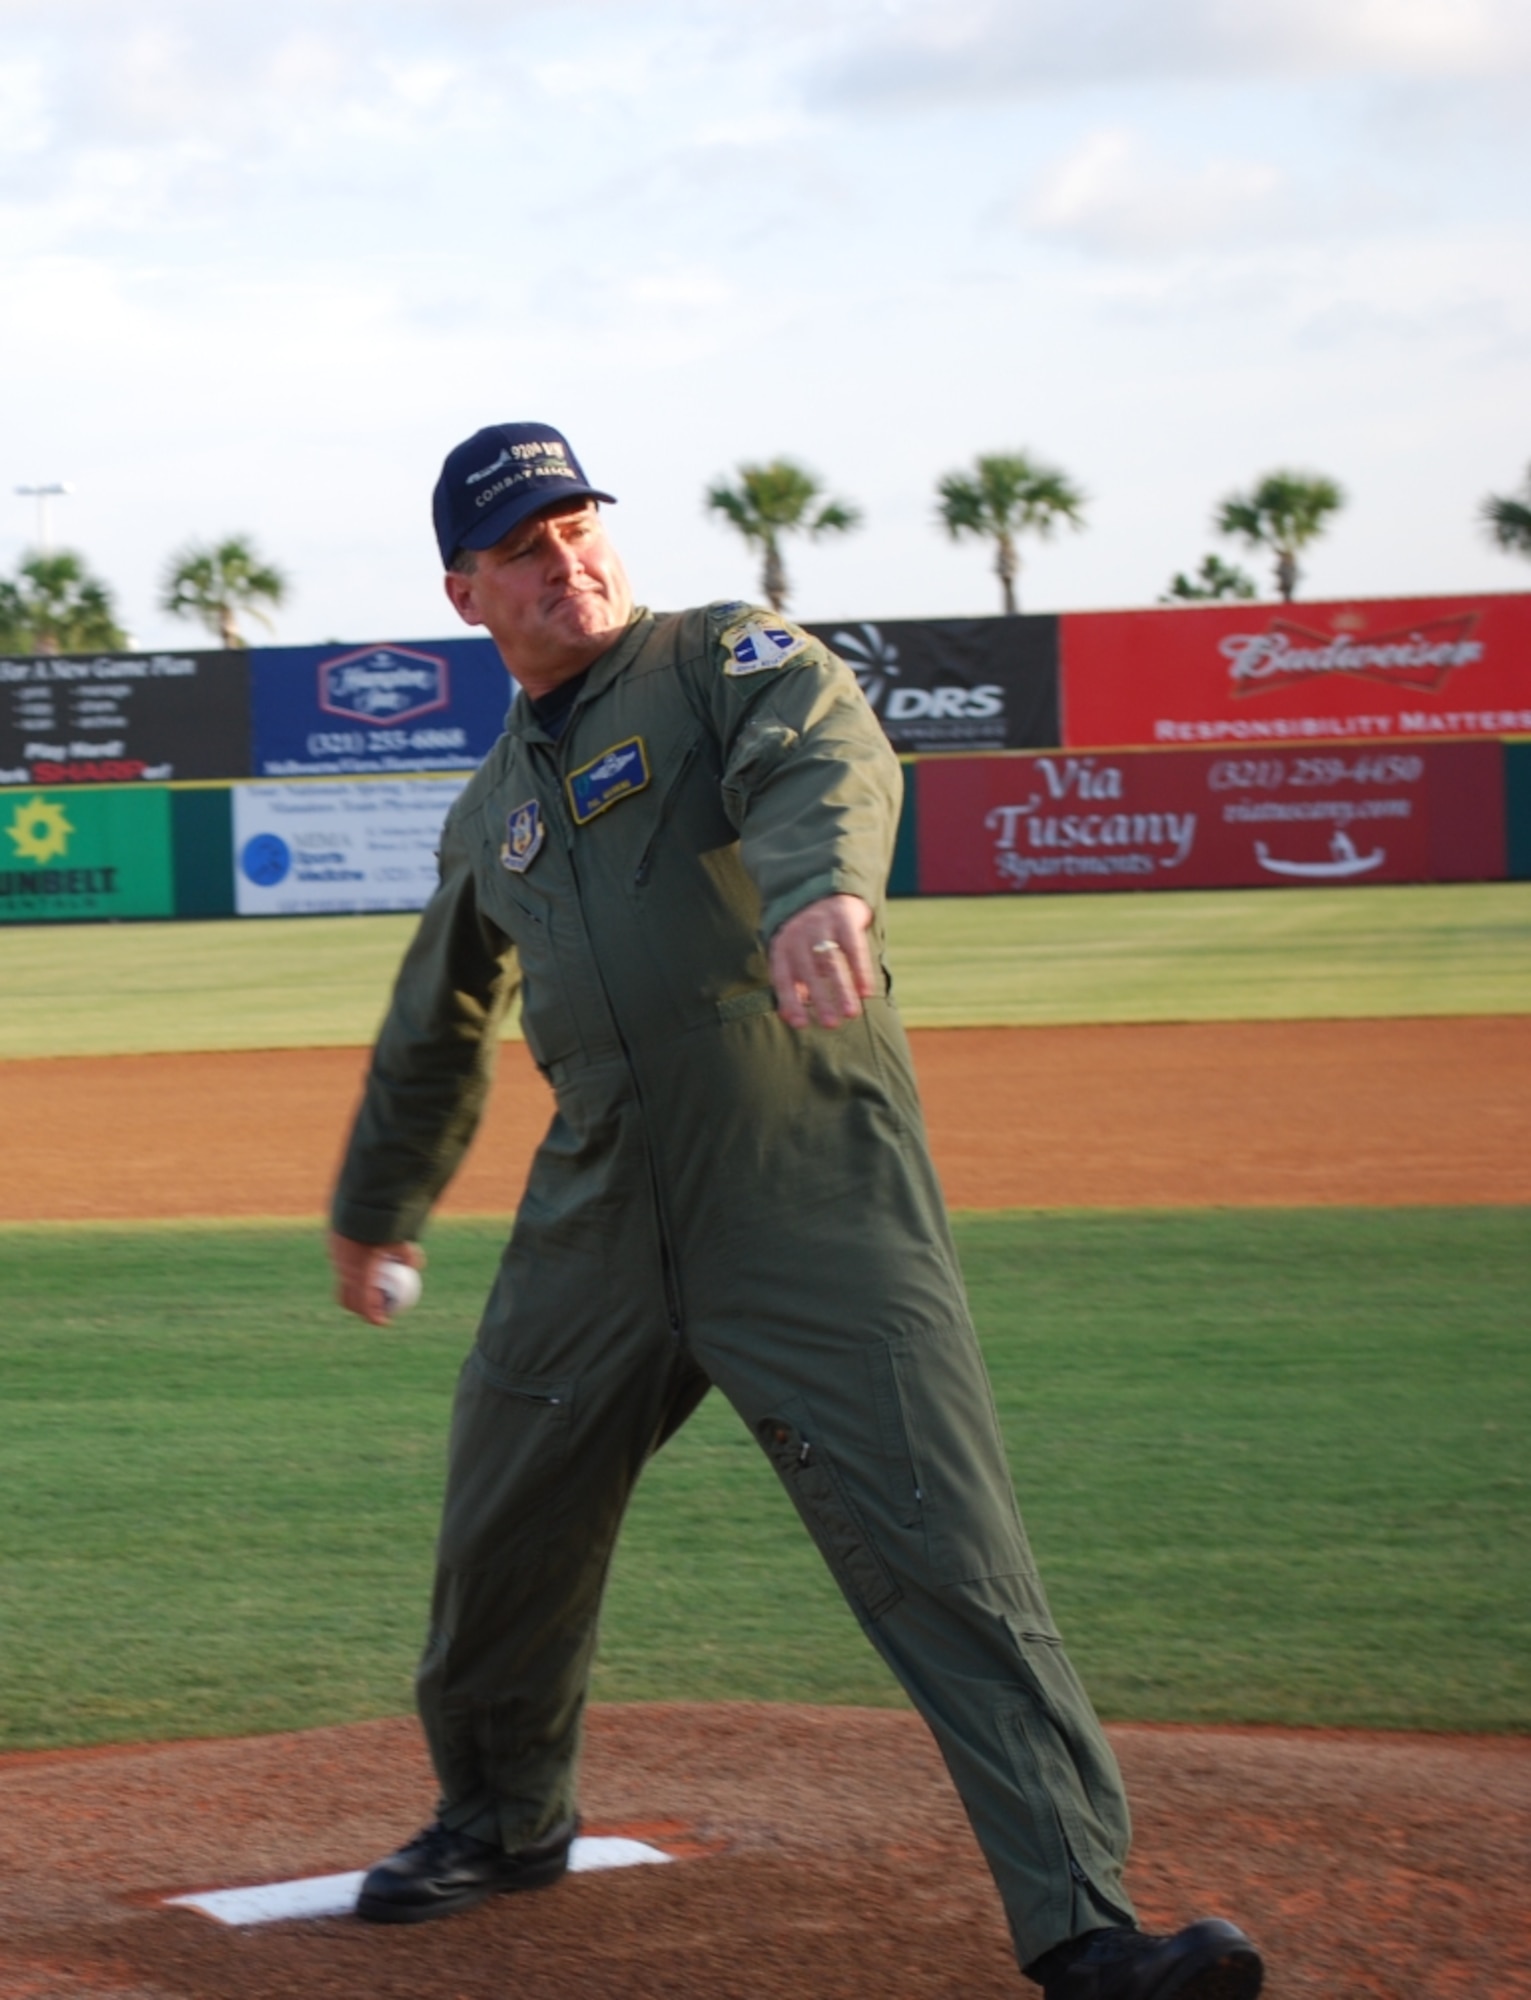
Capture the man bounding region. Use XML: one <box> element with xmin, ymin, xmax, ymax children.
<box><xmin>328</xmin><ymin>421</ymin><xmax>1264</xmax><ymax>2000</ymax></box>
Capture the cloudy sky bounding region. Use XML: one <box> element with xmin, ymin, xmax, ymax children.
<box><xmin>3</xmin><ymin>0</ymin><xmax>1529</xmax><ymax>649</ymax></box>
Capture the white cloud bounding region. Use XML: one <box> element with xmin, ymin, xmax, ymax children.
<box><xmin>817</xmin><ymin>0</ymin><xmax>1531</xmax><ymax>103</ymax></box>
<box><xmin>0</xmin><ymin>57</ymin><xmax>49</xmax><ymax>153</ymax></box>
<box><xmin>1</xmin><ymin>0</ymin><xmax>1527</xmax><ymax>645</ymax></box>
<box><xmin>1025</xmin><ymin>129</ymin><xmax>1291</xmax><ymax>256</ymax></box>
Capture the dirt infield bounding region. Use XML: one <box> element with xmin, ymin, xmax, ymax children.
<box><xmin>5</xmin><ymin>1014</ymin><xmax>1528</xmax><ymax>1997</ymax></box>
<box><xmin>4</xmin><ymin>1014</ymin><xmax>1529</xmax><ymax>1221</ymax></box>
<box><xmin>2</xmin><ymin>1707</ymin><xmax>1527</xmax><ymax>2000</ymax></box>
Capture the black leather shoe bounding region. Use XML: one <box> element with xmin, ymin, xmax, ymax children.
<box><xmin>354</xmin><ymin>1815</ymin><xmax>577</xmax><ymax>1924</ymax></box>
<box><xmin>1033</xmin><ymin>1920</ymin><xmax>1263</xmax><ymax>2000</ymax></box>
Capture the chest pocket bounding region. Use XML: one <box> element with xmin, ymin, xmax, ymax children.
<box><xmin>472</xmin><ymin>815</ymin><xmax>585</xmax><ymax>1071</ymax></box>
<box><xmin>630</xmin><ymin>728</ymin><xmax>709</xmax><ymax>887</ymax></box>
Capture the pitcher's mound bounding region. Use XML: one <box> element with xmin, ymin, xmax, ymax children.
<box><xmin>1</xmin><ymin>1705</ymin><xmax>1526</xmax><ymax>2000</ymax></box>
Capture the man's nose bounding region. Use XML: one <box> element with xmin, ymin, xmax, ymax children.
<box><xmin>545</xmin><ymin>534</ymin><xmax>583</xmax><ymax>578</ymax></box>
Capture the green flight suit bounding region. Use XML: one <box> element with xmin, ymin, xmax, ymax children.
<box><xmin>332</xmin><ymin>601</ymin><xmax>1135</xmax><ymax>1968</ymax></box>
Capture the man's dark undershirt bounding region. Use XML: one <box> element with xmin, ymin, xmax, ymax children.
<box><xmin>527</xmin><ymin>669</ymin><xmax>590</xmax><ymax>742</ymax></box>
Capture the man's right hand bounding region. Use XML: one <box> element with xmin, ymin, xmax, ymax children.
<box><xmin>329</xmin><ymin>1231</ymin><xmax>425</xmax><ymax>1328</ymax></box>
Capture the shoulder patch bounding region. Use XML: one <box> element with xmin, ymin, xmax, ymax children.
<box><xmin>719</xmin><ymin>613</ymin><xmax>813</xmax><ymax>677</ymax></box>
<box><xmin>499</xmin><ymin>799</ymin><xmax>545</xmax><ymax>873</ymax></box>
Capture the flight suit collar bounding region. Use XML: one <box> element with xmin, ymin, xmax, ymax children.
<box><xmin>506</xmin><ymin>609</ymin><xmax>656</xmax><ymax>747</ymax></box>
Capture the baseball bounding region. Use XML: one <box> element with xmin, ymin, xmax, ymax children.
<box><xmin>376</xmin><ymin>1258</ymin><xmax>423</xmax><ymax>1316</ymax></box>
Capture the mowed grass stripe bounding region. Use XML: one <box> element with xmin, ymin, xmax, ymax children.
<box><xmin>4</xmin><ymin>882</ymin><xmax>1530</xmax><ymax>1060</ymax></box>
<box><xmin>1</xmin><ymin>1209</ymin><xmax>1525</xmax><ymax>1749</ymax></box>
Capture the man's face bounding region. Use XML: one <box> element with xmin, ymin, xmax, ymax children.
<box><xmin>443</xmin><ymin>500</ymin><xmax>633</xmax><ymax>691</ymax></box>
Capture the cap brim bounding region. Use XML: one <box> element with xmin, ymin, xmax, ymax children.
<box><xmin>459</xmin><ymin>481</ymin><xmax>618</xmax><ymax>555</ymax></box>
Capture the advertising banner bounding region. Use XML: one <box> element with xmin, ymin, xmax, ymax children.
<box><xmin>1060</xmin><ymin>593</ymin><xmax>1531</xmax><ymax>749</ymax></box>
<box><xmin>918</xmin><ymin>743</ymin><xmax>1505</xmax><ymax>895</ymax></box>
<box><xmin>0</xmin><ymin>785</ymin><xmax>175</xmax><ymax>922</ymax></box>
<box><xmin>232</xmin><ymin>777</ymin><xmax>469</xmax><ymax>916</ymax></box>
<box><xmin>0</xmin><ymin>650</ymin><xmax>249</xmax><ymax>786</ymax></box>
<box><xmin>806</xmin><ymin>615</ymin><xmax>1059</xmax><ymax>754</ymax></box>
<box><xmin>250</xmin><ymin>638</ymin><xmax>510</xmax><ymax>777</ymax></box>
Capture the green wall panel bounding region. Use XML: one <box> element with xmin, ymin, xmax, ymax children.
<box><xmin>1506</xmin><ymin>744</ymin><xmax>1531</xmax><ymax>880</ymax></box>
<box><xmin>0</xmin><ymin>786</ymin><xmax>174</xmax><ymax>923</ymax></box>
<box><xmin>172</xmin><ymin>787</ymin><xmax>236</xmax><ymax>917</ymax></box>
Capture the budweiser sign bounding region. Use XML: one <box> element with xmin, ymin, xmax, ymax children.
<box><xmin>1222</xmin><ymin>614</ymin><xmax>1483</xmax><ymax>698</ymax></box>
<box><xmin>1058</xmin><ymin>594</ymin><xmax>1531</xmax><ymax>750</ymax></box>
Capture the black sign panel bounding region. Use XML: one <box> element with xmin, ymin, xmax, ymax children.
<box><xmin>0</xmin><ymin>650</ymin><xmax>251</xmax><ymax>786</ymax></box>
<box><xmin>806</xmin><ymin>615</ymin><xmax>1060</xmax><ymax>754</ymax></box>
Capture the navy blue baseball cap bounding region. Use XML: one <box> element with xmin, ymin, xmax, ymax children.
<box><xmin>432</xmin><ymin>422</ymin><xmax>616</xmax><ymax>566</ymax></box>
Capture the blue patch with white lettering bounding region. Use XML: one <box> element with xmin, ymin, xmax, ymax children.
<box><xmin>719</xmin><ymin>612</ymin><xmax>811</xmax><ymax>676</ymax></box>
<box><xmin>566</xmin><ymin>737</ymin><xmax>651</xmax><ymax>825</ymax></box>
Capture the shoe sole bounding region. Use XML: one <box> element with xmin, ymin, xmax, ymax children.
<box><xmin>1155</xmin><ymin>1929</ymin><xmax>1263</xmax><ymax>2000</ymax></box>
<box><xmin>354</xmin><ymin>1849</ymin><xmax>570</xmax><ymax>1924</ymax></box>
<box><xmin>1175</xmin><ymin>1955</ymin><xmax>1262</xmax><ymax>2000</ymax></box>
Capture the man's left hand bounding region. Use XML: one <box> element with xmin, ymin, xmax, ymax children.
<box><xmin>770</xmin><ymin>894</ymin><xmax>876</xmax><ymax>1029</ymax></box>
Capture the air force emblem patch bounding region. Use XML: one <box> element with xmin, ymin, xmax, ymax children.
<box><xmin>566</xmin><ymin>738</ymin><xmax>651</xmax><ymax>825</ymax></box>
<box><xmin>500</xmin><ymin>799</ymin><xmax>545</xmax><ymax>873</ymax></box>
<box><xmin>720</xmin><ymin>614</ymin><xmax>811</xmax><ymax>676</ymax></box>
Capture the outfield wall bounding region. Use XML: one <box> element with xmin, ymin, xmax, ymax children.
<box><xmin>5</xmin><ymin>590</ymin><xmax>1529</xmax><ymax>793</ymax></box>
<box><xmin>3</xmin><ymin>740</ymin><xmax>1525</xmax><ymax>923</ymax></box>
<box><xmin>3</xmin><ymin>590</ymin><xmax>1528</xmax><ymax>919</ymax></box>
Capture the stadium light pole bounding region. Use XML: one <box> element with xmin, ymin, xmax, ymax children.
<box><xmin>15</xmin><ymin>482</ymin><xmax>72</xmax><ymax>553</ymax></box>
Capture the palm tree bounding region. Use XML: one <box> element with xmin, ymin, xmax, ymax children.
<box><xmin>936</xmin><ymin>452</ymin><xmax>1086</xmax><ymax>615</ymax></box>
<box><xmin>161</xmin><ymin>535</ymin><xmax>288</xmax><ymax>647</ymax></box>
<box><xmin>1215</xmin><ymin>471</ymin><xmax>1344</xmax><ymax>603</ymax></box>
<box><xmin>1160</xmin><ymin>553</ymin><xmax>1257</xmax><ymax>604</ymax></box>
<box><xmin>704</xmin><ymin>460</ymin><xmax>861</xmax><ymax>612</ymax></box>
<box><xmin>0</xmin><ymin>578</ymin><xmax>24</xmax><ymax>654</ymax></box>
<box><xmin>0</xmin><ymin>551</ymin><xmax>127</xmax><ymax>655</ymax></box>
<box><xmin>1480</xmin><ymin>465</ymin><xmax>1531</xmax><ymax>559</ymax></box>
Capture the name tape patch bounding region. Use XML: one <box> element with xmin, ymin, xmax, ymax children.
<box><xmin>721</xmin><ymin>615</ymin><xmax>811</xmax><ymax>677</ymax></box>
<box><xmin>567</xmin><ymin>738</ymin><xmax>651</xmax><ymax>825</ymax></box>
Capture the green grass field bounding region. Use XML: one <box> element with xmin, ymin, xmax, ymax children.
<box><xmin>4</xmin><ymin>881</ymin><xmax>1530</xmax><ymax>1059</ymax></box>
<box><xmin>3</xmin><ymin>883</ymin><xmax>1527</xmax><ymax>1750</ymax></box>
<box><xmin>2</xmin><ymin>1211</ymin><xmax>1526</xmax><ymax>1750</ymax></box>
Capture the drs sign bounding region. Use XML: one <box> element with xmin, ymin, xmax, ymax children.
<box><xmin>918</xmin><ymin>743</ymin><xmax>1506</xmax><ymax>894</ymax></box>
<box><xmin>806</xmin><ymin>616</ymin><xmax>1060</xmax><ymax>754</ymax></box>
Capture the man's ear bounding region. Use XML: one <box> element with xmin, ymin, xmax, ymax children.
<box><xmin>443</xmin><ymin>569</ymin><xmax>482</xmax><ymax>626</ymax></box>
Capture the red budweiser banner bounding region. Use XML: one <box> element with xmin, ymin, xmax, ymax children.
<box><xmin>1059</xmin><ymin>592</ymin><xmax>1531</xmax><ymax>749</ymax></box>
<box><xmin>917</xmin><ymin>743</ymin><xmax>1505</xmax><ymax>894</ymax></box>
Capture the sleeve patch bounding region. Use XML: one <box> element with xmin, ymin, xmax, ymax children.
<box><xmin>720</xmin><ymin>614</ymin><xmax>812</xmax><ymax>677</ymax></box>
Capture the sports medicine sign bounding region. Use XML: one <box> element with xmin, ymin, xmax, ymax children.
<box><xmin>232</xmin><ymin>777</ymin><xmax>469</xmax><ymax>915</ymax></box>
<box><xmin>1060</xmin><ymin>593</ymin><xmax>1531</xmax><ymax>749</ymax></box>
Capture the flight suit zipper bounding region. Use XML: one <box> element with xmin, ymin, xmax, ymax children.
<box><xmin>633</xmin><ymin>738</ymin><xmax>702</xmax><ymax>887</ymax></box>
<box><xmin>530</xmin><ymin>730</ymin><xmax>687</xmax><ymax>1345</ymax></box>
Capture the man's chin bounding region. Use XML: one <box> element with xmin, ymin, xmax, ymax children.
<box><xmin>555</xmin><ymin>603</ymin><xmax>626</xmax><ymax>649</ymax></box>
